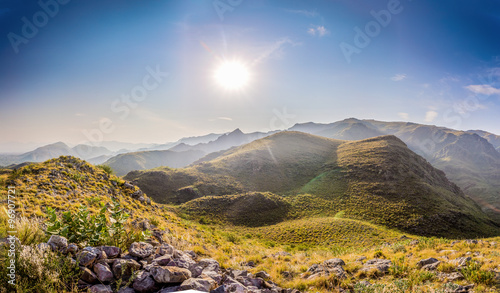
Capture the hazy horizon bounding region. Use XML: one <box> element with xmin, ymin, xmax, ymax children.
<box><xmin>1</xmin><ymin>0</ymin><xmax>500</xmax><ymax>149</ymax></box>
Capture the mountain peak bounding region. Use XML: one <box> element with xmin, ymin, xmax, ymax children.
<box><xmin>229</xmin><ymin>128</ymin><xmax>244</xmax><ymax>135</ymax></box>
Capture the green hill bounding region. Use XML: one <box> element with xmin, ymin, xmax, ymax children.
<box><xmin>126</xmin><ymin>132</ymin><xmax>500</xmax><ymax>238</ymax></box>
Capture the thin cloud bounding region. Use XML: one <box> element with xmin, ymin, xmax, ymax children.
<box><xmin>424</xmin><ymin>110</ymin><xmax>438</xmax><ymax>123</ymax></box>
<box><xmin>252</xmin><ymin>37</ymin><xmax>301</xmax><ymax>65</ymax></box>
<box><xmin>308</xmin><ymin>26</ymin><xmax>329</xmax><ymax>37</ymax></box>
<box><xmin>391</xmin><ymin>74</ymin><xmax>407</xmax><ymax>81</ymax></box>
<box><xmin>398</xmin><ymin>112</ymin><xmax>409</xmax><ymax>120</ymax></box>
<box><xmin>465</xmin><ymin>84</ymin><xmax>500</xmax><ymax>95</ymax></box>
<box><xmin>286</xmin><ymin>9</ymin><xmax>318</xmax><ymax>18</ymax></box>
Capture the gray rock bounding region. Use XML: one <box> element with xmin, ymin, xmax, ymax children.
<box><xmin>80</xmin><ymin>267</ymin><xmax>99</xmax><ymax>284</ymax></box>
<box><xmin>201</xmin><ymin>270</ymin><xmax>223</xmax><ymax>284</ymax></box>
<box><xmin>89</xmin><ymin>284</ymin><xmax>113</xmax><ymax>293</ymax></box>
<box><xmin>323</xmin><ymin>258</ymin><xmax>346</xmax><ymax>267</ymax></box>
<box><xmin>179</xmin><ymin>277</ymin><xmax>214</xmax><ymax>292</ymax></box>
<box><xmin>64</xmin><ymin>243</ymin><xmax>79</xmax><ymax>255</ymax></box>
<box><xmin>157</xmin><ymin>243</ymin><xmax>175</xmax><ymax>256</ymax></box>
<box><xmin>37</xmin><ymin>242</ymin><xmax>51</xmax><ymax>252</ymax></box>
<box><xmin>117</xmin><ymin>287</ymin><xmax>136</xmax><ymax>293</ymax></box>
<box><xmin>113</xmin><ymin>259</ymin><xmax>141</xmax><ymax>280</ymax></box>
<box><xmin>100</xmin><ymin>246</ymin><xmax>121</xmax><ymax>259</ymax></box>
<box><xmin>150</xmin><ymin>265</ymin><xmax>192</xmax><ymax>283</ymax></box>
<box><xmin>361</xmin><ymin>258</ymin><xmax>392</xmax><ymax>274</ymax></box>
<box><xmin>451</xmin><ymin>257</ymin><xmax>472</xmax><ymax>267</ymax></box>
<box><xmin>465</xmin><ymin>239</ymin><xmax>478</xmax><ymax>245</ymax></box>
<box><xmin>157</xmin><ymin>286</ymin><xmax>180</xmax><ymax>293</ymax></box>
<box><xmin>47</xmin><ymin>235</ymin><xmax>68</xmax><ymax>251</ymax></box>
<box><xmin>133</xmin><ymin>271</ymin><xmax>158</xmax><ymax>293</ymax></box>
<box><xmin>199</xmin><ymin>258</ymin><xmax>220</xmax><ymax>272</ymax></box>
<box><xmin>255</xmin><ymin>271</ymin><xmax>271</xmax><ymax>280</ymax></box>
<box><xmin>129</xmin><ymin>242</ymin><xmax>155</xmax><ymax>259</ymax></box>
<box><xmin>154</xmin><ymin>255</ymin><xmax>172</xmax><ymax>266</ymax></box>
<box><xmin>417</xmin><ymin>257</ymin><xmax>440</xmax><ymax>268</ymax></box>
<box><xmin>78</xmin><ymin>250</ymin><xmax>98</xmax><ymax>267</ymax></box>
<box><xmin>93</xmin><ymin>263</ymin><xmax>114</xmax><ymax>283</ymax></box>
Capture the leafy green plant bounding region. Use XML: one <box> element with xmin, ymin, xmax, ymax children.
<box><xmin>97</xmin><ymin>164</ymin><xmax>114</xmax><ymax>175</ymax></box>
<box><xmin>45</xmin><ymin>198</ymin><xmax>149</xmax><ymax>249</ymax></box>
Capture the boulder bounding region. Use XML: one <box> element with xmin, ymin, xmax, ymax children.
<box><xmin>113</xmin><ymin>259</ymin><xmax>141</xmax><ymax>280</ymax></box>
<box><xmin>323</xmin><ymin>258</ymin><xmax>345</xmax><ymax>267</ymax></box>
<box><xmin>100</xmin><ymin>246</ymin><xmax>121</xmax><ymax>259</ymax></box>
<box><xmin>78</xmin><ymin>250</ymin><xmax>97</xmax><ymax>267</ymax></box>
<box><xmin>47</xmin><ymin>235</ymin><xmax>68</xmax><ymax>252</ymax></box>
<box><xmin>179</xmin><ymin>277</ymin><xmax>215</xmax><ymax>291</ymax></box>
<box><xmin>129</xmin><ymin>242</ymin><xmax>155</xmax><ymax>259</ymax></box>
<box><xmin>89</xmin><ymin>284</ymin><xmax>113</xmax><ymax>293</ymax></box>
<box><xmin>117</xmin><ymin>287</ymin><xmax>136</xmax><ymax>293</ymax></box>
<box><xmin>255</xmin><ymin>271</ymin><xmax>271</xmax><ymax>280</ymax></box>
<box><xmin>150</xmin><ymin>266</ymin><xmax>192</xmax><ymax>283</ymax></box>
<box><xmin>157</xmin><ymin>243</ymin><xmax>175</xmax><ymax>256</ymax></box>
<box><xmin>93</xmin><ymin>263</ymin><xmax>114</xmax><ymax>283</ymax></box>
<box><xmin>80</xmin><ymin>267</ymin><xmax>98</xmax><ymax>284</ymax></box>
<box><xmin>133</xmin><ymin>271</ymin><xmax>158</xmax><ymax>293</ymax></box>
<box><xmin>154</xmin><ymin>255</ymin><xmax>172</xmax><ymax>266</ymax></box>
<box><xmin>361</xmin><ymin>259</ymin><xmax>392</xmax><ymax>274</ymax></box>
<box><xmin>451</xmin><ymin>257</ymin><xmax>472</xmax><ymax>267</ymax></box>
<box><xmin>64</xmin><ymin>243</ymin><xmax>79</xmax><ymax>255</ymax></box>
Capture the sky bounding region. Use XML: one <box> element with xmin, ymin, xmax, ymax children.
<box><xmin>1</xmin><ymin>0</ymin><xmax>500</xmax><ymax>151</ymax></box>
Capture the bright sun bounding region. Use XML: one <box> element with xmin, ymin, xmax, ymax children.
<box><xmin>214</xmin><ymin>61</ymin><xmax>250</xmax><ymax>90</ymax></box>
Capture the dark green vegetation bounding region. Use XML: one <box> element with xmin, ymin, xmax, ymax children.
<box><xmin>126</xmin><ymin>131</ymin><xmax>500</xmax><ymax>238</ymax></box>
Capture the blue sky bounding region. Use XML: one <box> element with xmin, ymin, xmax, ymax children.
<box><xmin>1</xmin><ymin>0</ymin><xmax>500</xmax><ymax>149</ymax></box>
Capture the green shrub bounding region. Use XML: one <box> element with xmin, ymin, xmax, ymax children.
<box><xmin>45</xmin><ymin>198</ymin><xmax>149</xmax><ymax>249</ymax></box>
<box><xmin>97</xmin><ymin>164</ymin><xmax>114</xmax><ymax>175</ymax></box>
<box><xmin>461</xmin><ymin>262</ymin><xmax>495</xmax><ymax>285</ymax></box>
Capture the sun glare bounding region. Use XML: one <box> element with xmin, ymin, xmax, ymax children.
<box><xmin>214</xmin><ymin>61</ymin><xmax>250</xmax><ymax>90</ymax></box>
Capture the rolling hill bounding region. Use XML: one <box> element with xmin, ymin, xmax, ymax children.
<box><xmin>103</xmin><ymin>149</ymin><xmax>206</xmax><ymax>176</ymax></box>
<box><xmin>289</xmin><ymin>119</ymin><xmax>500</xmax><ymax>220</ymax></box>
<box><xmin>126</xmin><ymin>131</ymin><xmax>500</xmax><ymax>237</ymax></box>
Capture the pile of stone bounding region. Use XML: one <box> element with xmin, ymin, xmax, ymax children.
<box><xmin>41</xmin><ymin>235</ymin><xmax>301</xmax><ymax>293</ymax></box>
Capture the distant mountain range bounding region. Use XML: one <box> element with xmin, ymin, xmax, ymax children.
<box><xmin>2</xmin><ymin>118</ymin><xmax>499</xmax><ymax>220</ymax></box>
<box><xmin>125</xmin><ymin>131</ymin><xmax>500</xmax><ymax>237</ymax></box>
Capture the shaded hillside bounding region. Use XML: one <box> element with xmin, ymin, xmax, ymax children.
<box><xmin>289</xmin><ymin>119</ymin><xmax>500</xmax><ymax>219</ymax></box>
<box><xmin>104</xmin><ymin>149</ymin><xmax>206</xmax><ymax>176</ymax></box>
<box><xmin>126</xmin><ymin>132</ymin><xmax>500</xmax><ymax>237</ymax></box>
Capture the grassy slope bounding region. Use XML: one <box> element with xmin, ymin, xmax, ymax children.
<box><xmin>2</xmin><ymin>157</ymin><xmax>500</xmax><ymax>293</ymax></box>
<box><xmin>129</xmin><ymin>132</ymin><xmax>500</xmax><ymax>238</ymax></box>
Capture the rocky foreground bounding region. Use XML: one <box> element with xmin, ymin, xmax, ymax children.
<box><xmin>40</xmin><ymin>235</ymin><xmax>300</xmax><ymax>293</ymax></box>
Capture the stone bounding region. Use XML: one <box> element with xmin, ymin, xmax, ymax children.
<box><xmin>129</xmin><ymin>242</ymin><xmax>155</xmax><ymax>259</ymax></box>
<box><xmin>417</xmin><ymin>257</ymin><xmax>440</xmax><ymax>268</ymax></box>
<box><xmin>422</xmin><ymin>261</ymin><xmax>441</xmax><ymax>271</ymax></box>
<box><xmin>89</xmin><ymin>284</ymin><xmax>113</xmax><ymax>293</ymax></box>
<box><xmin>117</xmin><ymin>287</ymin><xmax>136</xmax><ymax>293</ymax></box>
<box><xmin>77</xmin><ymin>250</ymin><xmax>98</xmax><ymax>267</ymax></box>
<box><xmin>93</xmin><ymin>263</ymin><xmax>114</xmax><ymax>283</ymax></box>
<box><xmin>255</xmin><ymin>271</ymin><xmax>271</xmax><ymax>280</ymax></box>
<box><xmin>157</xmin><ymin>243</ymin><xmax>175</xmax><ymax>256</ymax></box>
<box><xmin>150</xmin><ymin>265</ymin><xmax>192</xmax><ymax>283</ymax></box>
<box><xmin>201</xmin><ymin>270</ymin><xmax>223</xmax><ymax>284</ymax></box>
<box><xmin>179</xmin><ymin>277</ymin><xmax>214</xmax><ymax>292</ymax></box>
<box><xmin>37</xmin><ymin>242</ymin><xmax>51</xmax><ymax>252</ymax></box>
<box><xmin>157</xmin><ymin>286</ymin><xmax>180</xmax><ymax>293</ymax></box>
<box><xmin>133</xmin><ymin>271</ymin><xmax>158</xmax><ymax>293</ymax></box>
<box><xmin>323</xmin><ymin>258</ymin><xmax>346</xmax><ymax>267</ymax></box>
<box><xmin>451</xmin><ymin>257</ymin><xmax>472</xmax><ymax>267</ymax></box>
<box><xmin>100</xmin><ymin>246</ymin><xmax>121</xmax><ymax>259</ymax></box>
<box><xmin>199</xmin><ymin>258</ymin><xmax>220</xmax><ymax>272</ymax></box>
<box><xmin>64</xmin><ymin>243</ymin><xmax>79</xmax><ymax>255</ymax></box>
<box><xmin>113</xmin><ymin>259</ymin><xmax>141</xmax><ymax>280</ymax></box>
<box><xmin>154</xmin><ymin>255</ymin><xmax>172</xmax><ymax>266</ymax></box>
<box><xmin>361</xmin><ymin>259</ymin><xmax>392</xmax><ymax>274</ymax></box>
<box><xmin>47</xmin><ymin>235</ymin><xmax>68</xmax><ymax>251</ymax></box>
<box><xmin>80</xmin><ymin>267</ymin><xmax>99</xmax><ymax>284</ymax></box>
<box><xmin>465</xmin><ymin>239</ymin><xmax>478</xmax><ymax>245</ymax></box>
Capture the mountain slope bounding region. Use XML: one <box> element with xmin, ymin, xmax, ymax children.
<box><xmin>289</xmin><ymin>119</ymin><xmax>500</xmax><ymax>219</ymax></box>
<box><xmin>126</xmin><ymin>132</ymin><xmax>500</xmax><ymax>237</ymax></box>
<box><xmin>103</xmin><ymin>149</ymin><xmax>206</xmax><ymax>176</ymax></box>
